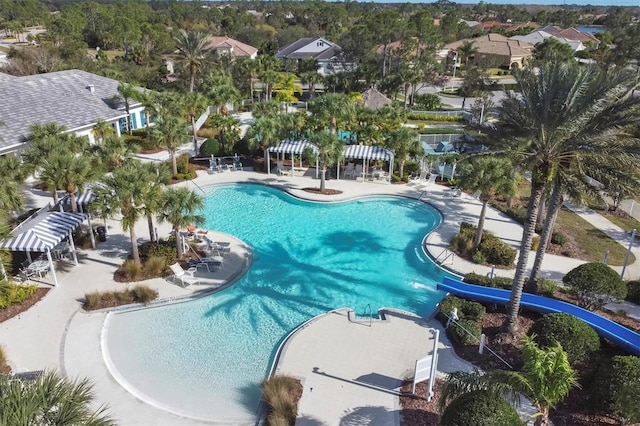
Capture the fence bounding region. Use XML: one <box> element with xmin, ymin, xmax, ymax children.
<box><xmin>419</xmin><ymin>133</ymin><xmax>465</xmax><ymax>148</ymax></box>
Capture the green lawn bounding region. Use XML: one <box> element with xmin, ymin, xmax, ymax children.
<box><xmin>599</xmin><ymin>210</ymin><xmax>640</xmax><ymax>233</ymax></box>
<box><xmin>87</xmin><ymin>49</ymin><xmax>123</xmax><ymax>61</ymax></box>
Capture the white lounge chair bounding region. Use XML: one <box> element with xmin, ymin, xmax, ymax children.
<box><xmin>169</xmin><ymin>262</ymin><xmax>200</xmax><ymax>287</ymax></box>
<box><xmin>276</xmin><ymin>160</ymin><xmax>291</xmax><ymax>176</ymax></box>
<box><xmin>343</xmin><ymin>163</ymin><xmax>355</xmax><ymax>179</ymax></box>
<box><xmin>417</xmin><ymin>173</ymin><xmax>437</xmax><ymax>191</ymax></box>
<box><xmin>409</xmin><ymin>170</ymin><xmax>428</xmax><ymax>185</ymax></box>
<box><xmin>353</xmin><ymin>164</ymin><xmax>363</xmax><ymax>180</ymax></box>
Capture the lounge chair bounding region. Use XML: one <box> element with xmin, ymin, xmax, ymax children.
<box><xmin>353</xmin><ymin>164</ymin><xmax>363</xmax><ymax>180</ymax></box>
<box><xmin>417</xmin><ymin>173</ymin><xmax>437</xmax><ymax>191</ymax></box>
<box><xmin>169</xmin><ymin>262</ymin><xmax>200</xmax><ymax>287</ymax></box>
<box><xmin>276</xmin><ymin>160</ymin><xmax>291</xmax><ymax>176</ymax></box>
<box><xmin>233</xmin><ymin>156</ymin><xmax>243</xmax><ymax>171</ymax></box>
<box><xmin>343</xmin><ymin>163</ymin><xmax>355</xmax><ymax>179</ymax></box>
<box><xmin>409</xmin><ymin>170</ymin><xmax>427</xmax><ymax>185</ymax></box>
<box><xmin>188</xmin><ymin>258</ymin><xmax>222</xmax><ymax>272</ymax></box>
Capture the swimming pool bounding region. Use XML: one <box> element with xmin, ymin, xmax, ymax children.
<box><xmin>104</xmin><ymin>184</ymin><xmax>448</xmax><ymax>423</ymax></box>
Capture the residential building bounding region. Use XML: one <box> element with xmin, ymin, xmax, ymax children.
<box><xmin>535</xmin><ymin>25</ymin><xmax>600</xmax><ymax>48</ymax></box>
<box><xmin>0</xmin><ymin>70</ymin><xmax>146</xmax><ymax>155</ymax></box>
<box><xmin>510</xmin><ymin>31</ymin><xmax>585</xmax><ymax>52</ymax></box>
<box><xmin>275</xmin><ymin>36</ymin><xmax>343</xmax><ymax>75</ymax></box>
<box><xmin>204</xmin><ymin>36</ymin><xmax>258</xmax><ymax>59</ymax></box>
<box><xmin>444</xmin><ymin>33</ymin><xmax>534</xmax><ymax>69</ymax></box>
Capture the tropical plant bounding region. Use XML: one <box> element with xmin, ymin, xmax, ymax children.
<box><xmin>590</xmin><ymin>355</ymin><xmax>640</xmax><ymax>424</ymax></box>
<box><xmin>0</xmin><ymin>370</ymin><xmax>114</xmax><ymax>425</ymax></box>
<box><xmin>457</xmin><ymin>40</ymin><xmax>479</xmax><ymax>64</ymax></box>
<box><xmin>299</xmin><ymin>71</ymin><xmax>323</xmax><ymax>99</ymax></box>
<box><xmin>236</xmin><ymin>57</ymin><xmax>259</xmax><ymax>101</ymax></box>
<box><xmin>92</xmin><ymin>163</ymin><xmax>149</xmax><ymax>262</ymax></box>
<box><xmin>274</xmin><ymin>74</ymin><xmax>303</xmax><ymax>105</ymax></box>
<box><xmin>179</xmin><ymin>91</ymin><xmax>210</xmax><ymax>153</ymax></box>
<box><xmin>562</xmin><ymin>262</ymin><xmax>627</xmax><ymax>310</ymax></box>
<box><xmin>157</xmin><ymin>187</ymin><xmax>205</xmax><ymax>259</ymax></box>
<box><xmin>308</xmin><ymin>130</ymin><xmax>343</xmax><ymax>193</ymax></box>
<box><xmin>261</xmin><ymin>375</ymin><xmax>300</xmax><ymax>426</ymax></box>
<box><xmin>247</xmin><ymin>116</ymin><xmax>280</xmax><ymax>157</ymax></box>
<box><xmin>457</xmin><ymin>157</ymin><xmax>516</xmax><ymax>248</ymax></box>
<box><xmin>151</xmin><ymin>114</ymin><xmax>188</xmax><ymax>176</ymax></box>
<box><xmin>0</xmin><ymin>156</ymin><xmax>25</xmax><ymax>213</ymax></box>
<box><xmin>308</xmin><ymin>93</ymin><xmax>355</xmax><ymax>134</ymax></box>
<box><xmin>92</xmin><ymin>118</ymin><xmax>114</xmax><ymax>143</ymax></box>
<box><xmin>39</xmin><ymin>151</ymin><xmax>99</xmax><ymax>211</ymax></box>
<box><xmin>252</xmin><ymin>100</ymin><xmax>282</xmax><ymax>120</ymax></box>
<box><xmin>202</xmin><ymin>70</ymin><xmax>240</xmax><ymax>115</ymax></box>
<box><xmin>440</xmin><ymin>336</ymin><xmax>579</xmax><ymax>426</ymax></box>
<box><xmin>485</xmin><ymin>61</ymin><xmax>640</xmax><ymax>332</ymax></box>
<box><xmin>384</xmin><ymin>127</ymin><xmax>422</xmax><ymax>180</ymax></box>
<box><xmin>174</xmin><ymin>29</ymin><xmax>209</xmax><ymax>92</ymax></box>
<box><xmin>141</xmin><ymin>162</ymin><xmax>171</xmax><ymax>242</ymax></box>
<box><xmin>116</xmin><ymin>81</ymin><xmax>138</xmax><ymax>135</ymax></box>
<box><xmin>92</xmin><ymin>134</ymin><xmax>139</xmax><ymax>172</ymax></box>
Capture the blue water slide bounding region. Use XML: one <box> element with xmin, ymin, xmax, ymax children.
<box><xmin>438</xmin><ymin>277</ymin><xmax>640</xmax><ymax>356</ymax></box>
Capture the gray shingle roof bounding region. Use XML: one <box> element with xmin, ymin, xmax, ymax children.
<box><xmin>0</xmin><ymin>70</ymin><xmax>138</xmax><ymax>151</ymax></box>
<box><xmin>275</xmin><ymin>37</ymin><xmax>341</xmax><ymax>60</ymax></box>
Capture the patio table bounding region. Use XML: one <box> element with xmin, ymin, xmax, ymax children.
<box><xmin>27</xmin><ymin>260</ymin><xmax>50</xmax><ymax>277</ymax></box>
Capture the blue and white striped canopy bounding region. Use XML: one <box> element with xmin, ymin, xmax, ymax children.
<box><xmin>61</xmin><ymin>189</ymin><xmax>96</xmax><ymax>207</ymax></box>
<box><xmin>268</xmin><ymin>140</ymin><xmax>318</xmax><ymax>154</ymax></box>
<box><xmin>343</xmin><ymin>145</ymin><xmax>394</xmax><ymax>161</ymax></box>
<box><xmin>1</xmin><ymin>212</ymin><xmax>87</xmax><ymax>252</ymax></box>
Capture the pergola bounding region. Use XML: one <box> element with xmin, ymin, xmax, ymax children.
<box><xmin>267</xmin><ymin>140</ymin><xmax>319</xmax><ymax>178</ymax></box>
<box><xmin>338</xmin><ymin>145</ymin><xmax>395</xmax><ymax>182</ymax></box>
<box><xmin>0</xmin><ymin>211</ymin><xmax>88</xmax><ymax>286</ymax></box>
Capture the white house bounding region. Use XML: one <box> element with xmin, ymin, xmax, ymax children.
<box><xmin>510</xmin><ymin>31</ymin><xmax>585</xmax><ymax>52</ymax></box>
<box><xmin>275</xmin><ymin>36</ymin><xmax>343</xmax><ymax>75</ymax></box>
<box><xmin>0</xmin><ymin>70</ymin><xmax>147</xmax><ymax>155</ymax></box>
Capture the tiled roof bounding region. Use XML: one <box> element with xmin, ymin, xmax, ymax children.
<box><xmin>205</xmin><ymin>36</ymin><xmax>258</xmax><ymax>57</ymax></box>
<box><xmin>445</xmin><ymin>34</ymin><xmax>533</xmax><ymax>57</ymax></box>
<box><xmin>0</xmin><ymin>70</ymin><xmax>136</xmax><ymax>151</ymax></box>
<box><xmin>361</xmin><ymin>88</ymin><xmax>392</xmax><ymax>110</ymax></box>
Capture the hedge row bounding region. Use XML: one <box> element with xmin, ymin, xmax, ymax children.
<box><xmin>439</xmin><ymin>295</ymin><xmax>486</xmax><ymax>346</ymax></box>
<box><xmin>0</xmin><ymin>283</ymin><xmax>38</xmax><ymax>309</ymax></box>
<box><xmin>406</xmin><ymin>113</ymin><xmax>464</xmax><ymax>122</ymax></box>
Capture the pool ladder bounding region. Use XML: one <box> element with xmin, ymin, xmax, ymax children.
<box><xmin>363</xmin><ymin>303</ymin><xmax>372</xmax><ymax>327</ymax></box>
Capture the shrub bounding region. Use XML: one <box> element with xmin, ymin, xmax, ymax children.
<box><xmin>441</xmin><ymin>390</ymin><xmax>522</xmax><ymax>426</ymax></box>
<box><xmin>472</xmin><ymin>250</ymin><xmax>487</xmax><ymax>264</ymax></box>
<box><xmin>0</xmin><ymin>344</ymin><xmax>7</xmax><ymax>371</ymax></box>
<box><xmin>261</xmin><ymin>375</ymin><xmax>300</xmax><ymax>426</ymax></box>
<box><xmin>439</xmin><ymin>295</ymin><xmax>486</xmax><ymax>322</ymax></box>
<box><xmin>448</xmin><ymin>318</ymin><xmax>482</xmax><ymax>346</ymax></box>
<box><xmin>197</xmin><ymin>127</ymin><xmax>217</xmax><ymax>139</ymax></box>
<box><xmin>449</xmin><ymin>232</ymin><xmax>474</xmax><ymax>256</ymax></box>
<box><xmin>551</xmin><ymin>231</ymin><xmax>567</xmax><ymax>246</ymax></box>
<box><xmin>122</xmin><ymin>259</ymin><xmax>143</xmax><ymax>281</ymax></box>
<box><xmin>140</xmin><ymin>240</ymin><xmax>177</xmax><ymax>264</ymax></box>
<box><xmin>562</xmin><ymin>262</ymin><xmax>627</xmax><ymax>310</ymax></box>
<box><xmin>478</xmin><ymin>236</ymin><xmax>516</xmax><ymax>266</ymax></box>
<box><xmin>528</xmin><ymin>313</ymin><xmax>600</xmax><ymax>365</ymax></box>
<box><xmin>531</xmin><ymin>236</ymin><xmax>540</xmax><ymax>251</ymax></box>
<box><xmin>0</xmin><ymin>283</ymin><xmax>38</xmax><ymax>309</ymax></box>
<box><xmin>144</xmin><ymin>256</ymin><xmax>167</xmax><ymax>277</ymax></box>
<box><xmin>626</xmin><ymin>280</ymin><xmax>640</xmax><ymax>304</ymax></box>
<box><xmin>406</xmin><ymin>112</ymin><xmax>464</xmax><ymax>122</ymax></box>
<box><xmin>131</xmin><ymin>285</ymin><xmax>158</xmax><ymax>304</ymax></box>
<box><xmin>536</xmin><ymin>279</ymin><xmax>557</xmax><ymax>297</ymax></box>
<box><xmin>413</xmin><ymin>93</ymin><xmax>442</xmax><ymax>110</ymax></box>
<box><xmin>590</xmin><ymin>356</ymin><xmax>640</xmax><ymax>424</ymax></box>
<box><xmin>200</xmin><ymin>138</ymin><xmax>222</xmax><ymax>158</ymax></box>
<box><xmin>463</xmin><ymin>272</ymin><xmax>512</xmax><ymax>290</ymax></box>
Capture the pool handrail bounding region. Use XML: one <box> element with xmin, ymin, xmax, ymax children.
<box><xmin>438</xmin><ymin>277</ymin><xmax>640</xmax><ymax>356</ymax></box>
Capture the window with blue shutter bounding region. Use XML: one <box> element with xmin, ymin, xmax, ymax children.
<box><xmin>132</xmin><ymin>113</ymin><xmax>137</xmax><ymax>129</ymax></box>
<box><xmin>140</xmin><ymin>111</ymin><xmax>146</xmax><ymax>127</ymax></box>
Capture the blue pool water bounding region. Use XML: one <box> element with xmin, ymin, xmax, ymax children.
<box><xmin>104</xmin><ymin>184</ymin><xmax>447</xmax><ymax>422</ymax></box>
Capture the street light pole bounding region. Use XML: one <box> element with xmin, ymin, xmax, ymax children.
<box><xmin>449</xmin><ymin>53</ymin><xmax>458</xmax><ymax>93</ymax></box>
<box><xmin>621</xmin><ymin>228</ymin><xmax>636</xmax><ymax>278</ymax></box>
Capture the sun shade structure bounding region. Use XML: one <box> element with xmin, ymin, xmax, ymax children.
<box><xmin>338</xmin><ymin>145</ymin><xmax>395</xmax><ymax>182</ymax></box>
<box><xmin>60</xmin><ymin>189</ymin><xmax>96</xmax><ymax>213</ymax></box>
<box><xmin>267</xmin><ymin>140</ymin><xmax>319</xmax><ymax>177</ymax></box>
<box><xmin>1</xmin><ymin>211</ymin><xmax>88</xmax><ymax>286</ymax></box>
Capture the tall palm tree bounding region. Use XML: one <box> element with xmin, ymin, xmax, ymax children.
<box><xmin>117</xmin><ymin>81</ymin><xmax>138</xmax><ymax>135</ymax></box>
<box><xmin>252</xmin><ymin>100</ymin><xmax>282</xmax><ymax>120</ymax></box>
<box><xmin>236</xmin><ymin>57</ymin><xmax>259</xmax><ymax>102</ymax></box>
<box><xmin>247</xmin><ymin>116</ymin><xmax>280</xmax><ymax>155</ymax></box>
<box><xmin>440</xmin><ymin>336</ymin><xmax>578</xmax><ymax>426</ymax></box>
<box><xmin>308</xmin><ymin>93</ymin><xmax>355</xmax><ymax>134</ymax></box>
<box><xmin>141</xmin><ymin>162</ymin><xmax>171</xmax><ymax>243</ymax></box>
<box><xmin>152</xmin><ymin>114</ymin><xmax>188</xmax><ymax>176</ymax></box>
<box><xmin>457</xmin><ymin>157</ymin><xmax>516</xmax><ymax>248</ymax></box>
<box><xmin>203</xmin><ymin>70</ymin><xmax>240</xmax><ymax>115</ymax></box>
<box><xmin>56</xmin><ymin>153</ymin><xmax>100</xmax><ymax>213</ymax></box>
<box><xmin>174</xmin><ymin>29</ymin><xmax>209</xmax><ymax>92</ymax></box>
<box><xmin>274</xmin><ymin>74</ymin><xmax>303</xmax><ymax>106</ymax></box>
<box><xmin>0</xmin><ymin>371</ymin><xmax>114</xmax><ymax>426</ymax></box>
<box><xmin>300</xmin><ymin>71</ymin><xmax>323</xmax><ymax>99</ymax></box>
<box><xmin>158</xmin><ymin>187</ymin><xmax>205</xmax><ymax>259</ymax></box>
<box><xmin>260</xmin><ymin>70</ymin><xmax>280</xmax><ymax>101</ymax></box>
<box><xmin>457</xmin><ymin>40</ymin><xmax>479</xmax><ymax>65</ymax></box>
<box><xmin>179</xmin><ymin>91</ymin><xmax>210</xmax><ymax>153</ymax></box>
<box><xmin>27</xmin><ymin>122</ymin><xmax>66</xmax><ymax>141</ymax></box>
<box><xmin>385</xmin><ymin>127</ymin><xmax>422</xmax><ymax>180</ymax></box>
<box><xmin>488</xmin><ymin>62</ymin><xmax>640</xmax><ymax>332</ymax></box>
<box><xmin>0</xmin><ymin>155</ymin><xmax>26</xmax><ymax>213</ymax></box>
<box><xmin>308</xmin><ymin>130</ymin><xmax>344</xmax><ymax>193</ymax></box>
<box><xmin>92</xmin><ymin>163</ymin><xmax>148</xmax><ymax>262</ymax></box>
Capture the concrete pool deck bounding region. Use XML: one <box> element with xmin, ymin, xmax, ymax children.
<box><xmin>1</xmin><ymin>169</ymin><xmax>635</xmax><ymax>425</ymax></box>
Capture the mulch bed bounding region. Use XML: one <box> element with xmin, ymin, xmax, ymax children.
<box><xmin>0</xmin><ymin>288</ymin><xmax>49</xmax><ymax>324</ymax></box>
<box><xmin>399</xmin><ymin>379</ymin><xmax>444</xmax><ymax>426</ymax></box>
<box><xmin>302</xmin><ymin>187</ymin><xmax>343</xmax><ymax>195</ymax></box>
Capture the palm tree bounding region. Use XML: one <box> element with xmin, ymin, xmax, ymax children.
<box><xmin>92</xmin><ymin>119</ymin><xmax>114</xmax><ymax>143</ymax></box>
<box><xmin>0</xmin><ymin>155</ymin><xmax>26</xmax><ymax>213</ymax></box>
<box><xmin>117</xmin><ymin>81</ymin><xmax>138</xmax><ymax>135</ymax></box>
<box><xmin>457</xmin><ymin>40</ymin><xmax>479</xmax><ymax>65</ymax></box>
<box><xmin>131</xmin><ymin>88</ymin><xmax>154</xmax><ymax>137</ymax></box>
<box><xmin>385</xmin><ymin>127</ymin><xmax>422</xmax><ymax>180</ymax></box>
<box><xmin>247</xmin><ymin>116</ymin><xmax>281</xmax><ymax>165</ymax></box>
<box><xmin>203</xmin><ymin>70</ymin><xmax>240</xmax><ymax>115</ymax></box>
<box><xmin>174</xmin><ymin>29</ymin><xmax>209</xmax><ymax>92</ymax></box>
<box><xmin>457</xmin><ymin>157</ymin><xmax>516</xmax><ymax>248</ymax></box>
<box><xmin>308</xmin><ymin>93</ymin><xmax>356</xmax><ymax>134</ymax></box>
<box><xmin>27</xmin><ymin>122</ymin><xmax>66</xmax><ymax>141</ymax></box>
<box><xmin>252</xmin><ymin>100</ymin><xmax>283</xmax><ymax>120</ymax></box>
<box><xmin>56</xmin><ymin>153</ymin><xmax>100</xmax><ymax>213</ymax></box>
<box><xmin>488</xmin><ymin>62</ymin><xmax>640</xmax><ymax>332</ymax></box>
<box><xmin>151</xmin><ymin>114</ymin><xmax>188</xmax><ymax>176</ymax></box>
<box><xmin>92</xmin><ymin>134</ymin><xmax>140</xmax><ymax>172</ymax></box>
<box><xmin>179</xmin><ymin>91</ymin><xmax>210</xmax><ymax>153</ymax></box>
<box><xmin>236</xmin><ymin>57</ymin><xmax>259</xmax><ymax>102</ymax></box>
<box><xmin>141</xmin><ymin>162</ymin><xmax>171</xmax><ymax>243</ymax></box>
<box><xmin>299</xmin><ymin>71</ymin><xmax>323</xmax><ymax>99</ymax></box>
<box><xmin>0</xmin><ymin>371</ymin><xmax>114</xmax><ymax>425</ymax></box>
<box><xmin>440</xmin><ymin>336</ymin><xmax>578</xmax><ymax>426</ymax></box>
<box><xmin>274</xmin><ymin>74</ymin><xmax>303</xmax><ymax>106</ymax></box>
<box><xmin>308</xmin><ymin>130</ymin><xmax>344</xmax><ymax>193</ymax></box>
<box><xmin>260</xmin><ymin>70</ymin><xmax>280</xmax><ymax>101</ymax></box>
<box><xmin>158</xmin><ymin>187</ymin><xmax>205</xmax><ymax>259</ymax></box>
<box><xmin>92</xmin><ymin>163</ymin><xmax>148</xmax><ymax>262</ymax></box>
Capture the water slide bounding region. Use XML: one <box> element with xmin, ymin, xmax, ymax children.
<box><xmin>438</xmin><ymin>277</ymin><xmax>640</xmax><ymax>356</ymax></box>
